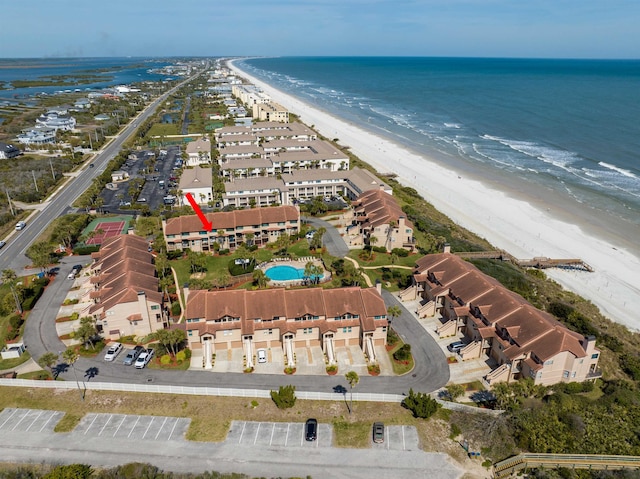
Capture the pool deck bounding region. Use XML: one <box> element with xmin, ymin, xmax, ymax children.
<box><xmin>260</xmin><ymin>257</ymin><xmax>332</xmax><ymax>287</ymax></box>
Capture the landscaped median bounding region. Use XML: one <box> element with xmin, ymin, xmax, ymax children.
<box><xmin>386</xmin><ymin>327</ymin><xmax>415</xmax><ymax>375</ymax></box>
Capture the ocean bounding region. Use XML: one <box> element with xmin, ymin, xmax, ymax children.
<box><xmin>0</xmin><ymin>57</ymin><xmax>174</xmax><ymax>101</ymax></box>
<box><xmin>237</xmin><ymin>57</ymin><xmax>640</xmax><ymax>232</ymax></box>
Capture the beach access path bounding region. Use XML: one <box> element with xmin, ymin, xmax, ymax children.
<box><xmin>228</xmin><ymin>60</ymin><xmax>640</xmax><ymax>332</ymax></box>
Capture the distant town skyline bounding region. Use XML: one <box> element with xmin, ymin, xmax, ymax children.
<box><xmin>1</xmin><ymin>0</ymin><xmax>639</xmax><ymax>59</ymax></box>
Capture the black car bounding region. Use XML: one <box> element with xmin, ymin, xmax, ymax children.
<box><xmin>305</xmin><ymin>418</ymin><xmax>318</xmax><ymax>441</ymax></box>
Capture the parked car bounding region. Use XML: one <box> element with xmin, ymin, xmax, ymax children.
<box><xmin>447</xmin><ymin>340</ymin><xmax>466</xmax><ymax>353</ymax></box>
<box><xmin>67</xmin><ymin>272</ymin><xmax>76</xmax><ymax>280</ymax></box>
<box><xmin>15</xmin><ymin>221</ymin><xmax>26</xmax><ymax>231</ymax></box>
<box><xmin>305</xmin><ymin>418</ymin><xmax>318</xmax><ymax>441</ymax></box>
<box><xmin>0</xmin><ymin>240</ymin><xmax>6</xmax><ymax>250</ymax></box>
<box><xmin>134</xmin><ymin>348</ymin><xmax>155</xmax><ymax>369</ymax></box>
<box><xmin>103</xmin><ymin>342</ymin><xmax>123</xmax><ymax>361</ymax></box>
<box><xmin>373</xmin><ymin>422</ymin><xmax>385</xmax><ymax>443</ymax></box>
<box><xmin>123</xmin><ymin>345</ymin><xmax>145</xmax><ymax>365</ymax></box>
<box><xmin>257</xmin><ymin>349</ymin><xmax>267</xmax><ymax>364</ymax></box>
<box><xmin>305</xmin><ymin>230</ymin><xmax>316</xmax><ymax>240</ymax></box>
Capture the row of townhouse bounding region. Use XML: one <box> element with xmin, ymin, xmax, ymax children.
<box><xmin>180</xmin><ymin>286</ymin><xmax>389</xmax><ymax>369</ymax></box>
<box><xmin>86</xmin><ymin>235</ymin><xmax>168</xmax><ymax>340</ymax></box>
<box><xmin>185</xmin><ymin>137</ymin><xmax>212</xmax><ymax>167</ymax></box>
<box><xmin>216</xmin><ymin>121</ymin><xmax>318</xmax><ymax>146</ymax></box>
<box><xmin>163</xmin><ymin>205</ymin><xmax>300</xmax><ymax>253</ymax></box>
<box><xmin>222</xmin><ymin>166</ymin><xmax>392</xmax><ymax>208</ymax></box>
<box><xmin>352</xmin><ymin>189</ymin><xmax>417</xmax><ymax>252</ymax></box>
<box><xmin>399</xmin><ymin>250</ymin><xmax>601</xmax><ymax>386</ymax></box>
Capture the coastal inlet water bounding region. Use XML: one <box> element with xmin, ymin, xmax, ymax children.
<box><xmin>238</xmin><ymin>57</ymin><xmax>640</xmax><ymax>231</ymax></box>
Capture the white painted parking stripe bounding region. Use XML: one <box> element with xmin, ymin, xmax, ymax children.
<box><xmin>386</xmin><ymin>426</ymin><xmax>389</xmax><ymax>450</ymax></box>
<box><xmin>269</xmin><ymin>423</ymin><xmax>275</xmax><ymax>445</ymax></box>
<box><xmin>84</xmin><ymin>414</ymin><xmax>99</xmax><ymax>435</ymax></box>
<box><xmin>402</xmin><ymin>425</ymin><xmax>406</xmax><ymax>451</ymax></box>
<box><xmin>238</xmin><ymin>421</ymin><xmax>246</xmax><ymax>444</ymax></box>
<box><xmin>127</xmin><ymin>416</ymin><xmax>141</xmax><ymax>438</ymax></box>
<box><xmin>11</xmin><ymin>410</ymin><xmax>29</xmax><ymax>431</ymax></box>
<box><xmin>0</xmin><ymin>409</ymin><xmax>18</xmax><ymax>429</ymax></box>
<box><xmin>25</xmin><ymin>411</ymin><xmax>43</xmax><ymax>432</ymax></box>
<box><xmin>253</xmin><ymin>422</ymin><xmax>261</xmax><ymax>445</ymax></box>
<box><xmin>300</xmin><ymin>424</ymin><xmax>304</xmax><ymax>446</ymax></box>
<box><xmin>155</xmin><ymin>417</ymin><xmax>168</xmax><ymax>440</ymax></box>
<box><xmin>167</xmin><ymin>418</ymin><xmax>179</xmax><ymax>440</ymax></box>
<box><xmin>98</xmin><ymin>414</ymin><xmax>113</xmax><ymax>436</ymax></box>
<box><xmin>142</xmin><ymin>416</ymin><xmax>155</xmax><ymax>439</ymax></box>
<box><xmin>39</xmin><ymin>412</ymin><xmax>57</xmax><ymax>432</ymax></box>
<box><xmin>113</xmin><ymin>416</ymin><xmax>126</xmax><ymax>437</ymax></box>
<box><xmin>285</xmin><ymin>423</ymin><xmax>290</xmax><ymax>446</ymax></box>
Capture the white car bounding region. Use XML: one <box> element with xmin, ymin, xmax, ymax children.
<box><xmin>134</xmin><ymin>348</ymin><xmax>155</xmax><ymax>369</ymax></box>
<box><xmin>305</xmin><ymin>230</ymin><xmax>316</xmax><ymax>240</ymax></box>
<box><xmin>103</xmin><ymin>342</ymin><xmax>123</xmax><ymax>361</ymax></box>
<box><xmin>257</xmin><ymin>349</ymin><xmax>267</xmax><ymax>364</ymax></box>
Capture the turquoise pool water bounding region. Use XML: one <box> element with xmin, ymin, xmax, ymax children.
<box><xmin>265</xmin><ymin>265</ymin><xmax>323</xmax><ymax>281</ymax></box>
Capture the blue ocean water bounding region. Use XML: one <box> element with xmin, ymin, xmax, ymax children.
<box><xmin>0</xmin><ymin>57</ymin><xmax>173</xmax><ymax>100</ymax></box>
<box><xmin>237</xmin><ymin>57</ymin><xmax>640</xmax><ymax>229</ymax></box>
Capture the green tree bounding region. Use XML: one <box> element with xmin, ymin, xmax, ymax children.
<box><xmin>368</xmin><ymin>235</ymin><xmax>378</xmax><ymax>258</ymax></box>
<box><xmin>252</xmin><ymin>269</ymin><xmax>268</xmax><ymax>289</ymax></box>
<box><xmin>1</xmin><ymin>269</ymin><xmax>22</xmax><ymax>314</ymax></box>
<box><xmin>387</xmin><ymin>305</ymin><xmax>402</xmax><ymax>323</ymax></box>
<box><xmin>270</xmin><ymin>385</ymin><xmax>297</xmax><ymax>409</ymax></box>
<box><xmin>42</xmin><ymin>464</ymin><xmax>92</xmax><ymax>479</ymax></box>
<box><xmin>26</xmin><ymin>241</ymin><xmax>54</xmax><ymax>273</ymax></box>
<box><xmin>402</xmin><ymin>388</ymin><xmax>441</xmax><ymax>419</ymax></box>
<box><xmin>187</xmin><ymin>250</ymin><xmax>207</xmax><ymax>273</ymax></box>
<box><xmin>444</xmin><ymin>384</ymin><xmax>466</xmax><ymax>402</ymax></box>
<box><xmin>75</xmin><ymin>316</ymin><xmax>98</xmax><ymax>350</ymax></box>
<box><xmin>37</xmin><ymin>352</ymin><xmax>59</xmax><ymax>377</ymax></box>
<box><xmin>345</xmin><ymin>371</ymin><xmax>360</xmax><ymax>414</ymax></box>
<box><xmin>62</xmin><ymin>347</ymin><xmax>84</xmax><ymax>401</ymax></box>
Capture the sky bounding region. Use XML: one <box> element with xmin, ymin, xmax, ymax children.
<box><xmin>1</xmin><ymin>0</ymin><xmax>639</xmax><ymax>59</ymax></box>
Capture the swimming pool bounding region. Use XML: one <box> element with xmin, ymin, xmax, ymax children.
<box><xmin>265</xmin><ymin>265</ymin><xmax>323</xmax><ymax>281</ymax></box>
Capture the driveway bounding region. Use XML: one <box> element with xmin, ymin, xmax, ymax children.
<box><xmin>303</xmin><ymin>216</ymin><xmax>349</xmax><ymax>257</ymax></box>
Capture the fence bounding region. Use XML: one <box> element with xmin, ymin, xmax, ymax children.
<box><xmin>494</xmin><ymin>453</ymin><xmax>640</xmax><ymax>478</ymax></box>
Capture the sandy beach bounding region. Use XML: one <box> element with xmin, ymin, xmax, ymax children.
<box><xmin>228</xmin><ymin>60</ymin><xmax>640</xmax><ymax>333</ymax></box>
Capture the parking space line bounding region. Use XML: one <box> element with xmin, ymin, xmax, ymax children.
<box><xmin>127</xmin><ymin>416</ymin><xmax>141</xmax><ymax>438</ymax></box>
<box><xmin>269</xmin><ymin>423</ymin><xmax>275</xmax><ymax>445</ymax></box>
<box><xmin>402</xmin><ymin>426</ymin><xmax>406</xmax><ymax>451</ymax></box>
<box><xmin>167</xmin><ymin>418</ymin><xmax>179</xmax><ymax>440</ymax></box>
<box><xmin>300</xmin><ymin>424</ymin><xmax>304</xmax><ymax>446</ymax></box>
<box><xmin>98</xmin><ymin>414</ymin><xmax>113</xmax><ymax>436</ymax></box>
<box><xmin>142</xmin><ymin>417</ymin><xmax>155</xmax><ymax>439</ymax></box>
<box><xmin>155</xmin><ymin>417</ymin><xmax>168</xmax><ymax>440</ymax></box>
<box><xmin>238</xmin><ymin>421</ymin><xmax>246</xmax><ymax>444</ymax></box>
<box><xmin>25</xmin><ymin>411</ymin><xmax>43</xmax><ymax>432</ymax></box>
<box><xmin>11</xmin><ymin>410</ymin><xmax>29</xmax><ymax>431</ymax></box>
<box><xmin>0</xmin><ymin>409</ymin><xmax>18</xmax><ymax>429</ymax></box>
<box><xmin>39</xmin><ymin>412</ymin><xmax>57</xmax><ymax>432</ymax></box>
<box><xmin>253</xmin><ymin>422</ymin><xmax>261</xmax><ymax>445</ymax></box>
<box><xmin>285</xmin><ymin>423</ymin><xmax>290</xmax><ymax>446</ymax></box>
<box><xmin>386</xmin><ymin>426</ymin><xmax>389</xmax><ymax>450</ymax></box>
<box><xmin>84</xmin><ymin>414</ymin><xmax>99</xmax><ymax>435</ymax></box>
<box><xmin>113</xmin><ymin>416</ymin><xmax>126</xmax><ymax>437</ymax></box>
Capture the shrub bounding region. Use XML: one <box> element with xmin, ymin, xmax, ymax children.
<box><xmin>391</xmin><ymin>248</ymin><xmax>409</xmax><ymax>257</ymax></box>
<box><xmin>160</xmin><ymin>354</ymin><xmax>171</xmax><ymax>365</ymax></box>
<box><xmin>73</xmin><ymin>245</ymin><xmax>100</xmax><ymax>255</ymax></box>
<box><xmin>402</xmin><ymin>388</ymin><xmax>441</xmax><ymax>419</ymax></box>
<box><xmin>170</xmin><ymin>302</ymin><xmax>181</xmax><ymax>316</ymax></box>
<box><xmin>218</xmin><ymin>248</ymin><xmax>230</xmax><ymax>256</ymax></box>
<box><xmin>393</xmin><ymin>344</ymin><xmax>412</xmax><ymax>361</ymax></box>
<box><xmin>176</xmin><ymin>350</ymin><xmax>186</xmax><ymax>363</ymax></box>
<box><xmin>9</xmin><ymin>314</ymin><xmax>23</xmax><ymax>331</ymax></box>
<box><xmin>372</xmin><ymin>246</ymin><xmax>387</xmax><ymax>253</ymax></box>
<box><xmin>270</xmin><ymin>385</ymin><xmax>297</xmax><ymax>409</ymax></box>
<box><xmin>70</xmin><ymin>312</ymin><xmax>79</xmax><ymax>321</ymax></box>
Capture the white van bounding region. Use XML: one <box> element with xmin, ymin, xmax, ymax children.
<box><xmin>15</xmin><ymin>221</ymin><xmax>26</xmax><ymax>231</ymax></box>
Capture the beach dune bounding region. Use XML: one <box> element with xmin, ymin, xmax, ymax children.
<box><xmin>229</xmin><ymin>60</ymin><xmax>640</xmax><ymax>332</ymax></box>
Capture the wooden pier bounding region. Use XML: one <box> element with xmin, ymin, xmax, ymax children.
<box><xmin>455</xmin><ymin>250</ymin><xmax>594</xmax><ymax>272</ymax></box>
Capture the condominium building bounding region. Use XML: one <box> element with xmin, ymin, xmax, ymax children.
<box><xmin>181</xmin><ymin>286</ymin><xmax>388</xmax><ymax>369</ymax></box>
<box><xmin>163</xmin><ymin>205</ymin><xmax>300</xmax><ymax>252</ymax></box>
<box><xmin>178</xmin><ymin>166</ymin><xmax>213</xmax><ymax>206</ymax></box>
<box><xmin>399</xmin><ymin>251</ymin><xmax>601</xmax><ymax>386</ymax></box>
<box><xmin>87</xmin><ymin>235</ymin><xmax>166</xmax><ymax>340</ymax></box>
<box><xmin>352</xmin><ymin>189</ymin><xmax>416</xmax><ymax>252</ymax></box>
<box><xmin>253</xmin><ymin>101</ymin><xmax>290</xmax><ymax>123</ymax></box>
<box><xmin>185</xmin><ymin>137</ymin><xmax>212</xmax><ymax>167</ymax></box>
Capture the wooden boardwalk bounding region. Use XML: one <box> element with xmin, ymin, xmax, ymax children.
<box><xmin>494</xmin><ymin>453</ymin><xmax>640</xmax><ymax>478</ymax></box>
<box><xmin>455</xmin><ymin>250</ymin><xmax>594</xmax><ymax>272</ymax></box>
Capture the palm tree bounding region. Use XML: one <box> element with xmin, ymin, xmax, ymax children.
<box><xmin>387</xmin><ymin>305</ymin><xmax>402</xmax><ymax>324</ymax></box>
<box><xmin>252</xmin><ymin>269</ymin><xmax>268</xmax><ymax>289</ymax></box>
<box><xmin>37</xmin><ymin>352</ymin><xmax>58</xmax><ymax>378</ymax></box>
<box><xmin>368</xmin><ymin>235</ymin><xmax>378</xmax><ymax>259</ymax></box>
<box><xmin>345</xmin><ymin>371</ymin><xmax>359</xmax><ymax>414</ymax></box>
<box><xmin>1</xmin><ymin>269</ymin><xmax>22</xmax><ymax>314</ymax></box>
<box><xmin>62</xmin><ymin>347</ymin><xmax>84</xmax><ymax>400</ymax></box>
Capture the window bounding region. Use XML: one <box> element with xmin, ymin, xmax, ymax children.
<box><xmin>151</xmin><ymin>305</ymin><xmax>160</xmax><ymax>310</ymax></box>
<box><xmin>264</xmin><ymin>329</ymin><xmax>273</xmax><ymax>335</ymax></box>
<box><xmin>342</xmin><ymin>327</ymin><xmax>352</xmax><ymax>333</ymax></box>
<box><xmin>303</xmin><ymin>328</ymin><xmax>313</xmax><ymax>334</ymax></box>
<box><xmin>188</xmin><ymin>330</ymin><xmax>193</xmax><ymax>337</ymax></box>
<box><xmin>382</xmin><ymin>326</ymin><xmax>387</xmax><ymax>332</ymax></box>
<box><xmin>591</xmin><ymin>353</ymin><xmax>599</xmax><ymax>359</ymax></box>
<box><xmin>563</xmin><ymin>370</ymin><xmax>570</xmax><ymax>378</ymax></box>
<box><xmin>571</xmin><ymin>372</ymin><xmax>576</xmax><ymax>378</ymax></box>
<box><xmin>544</xmin><ymin>359</ymin><xmax>554</xmax><ymax>365</ymax></box>
<box><xmin>223</xmin><ymin>330</ymin><xmax>232</xmax><ymax>336</ymax></box>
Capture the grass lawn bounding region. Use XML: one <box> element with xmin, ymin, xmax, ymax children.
<box><xmin>0</xmin><ymin>386</ymin><xmax>465</xmax><ymax>458</ymax></box>
<box><xmin>347</xmin><ymin>249</ymin><xmax>418</xmax><ymax>268</ymax></box>
<box><xmin>0</xmin><ymin>351</ymin><xmax>31</xmax><ymax>371</ymax></box>
<box><xmin>147</xmin><ymin>123</ymin><xmax>180</xmax><ymax>137</ymax></box>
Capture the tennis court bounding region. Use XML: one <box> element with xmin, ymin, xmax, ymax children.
<box><xmin>81</xmin><ymin>216</ymin><xmax>132</xmax><ymax>245</ymax></box>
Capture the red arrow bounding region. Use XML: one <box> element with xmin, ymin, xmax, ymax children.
<box><xmin>185</xmin><ymin>193</ymin><xmax>213</xmax><ymax>231</ymax></box>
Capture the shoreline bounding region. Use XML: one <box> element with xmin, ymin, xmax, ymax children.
<box><xmin>228</xmin><ymin>59</ymin><xmax>640</xmax><ymax>332</ymax></box>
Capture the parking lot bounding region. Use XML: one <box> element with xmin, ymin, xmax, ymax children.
<box><xmin>226</xmin><ymin>421</ymin><xmax>419</xmax><ymax>450</ymax></box>
<box><xmin>0</xmin><ymin>408</ymin><xmax>64</xmax><ymax>433</ymax></box>
<box><xmin>74</xmin><ymin>413</ymin><xmax>190</xmax><ymax>441</ymax></box>
<box><xmin>227</xmin><ymin>420</ymin><xmax>333</xmax><ymax>448</ymax></box>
